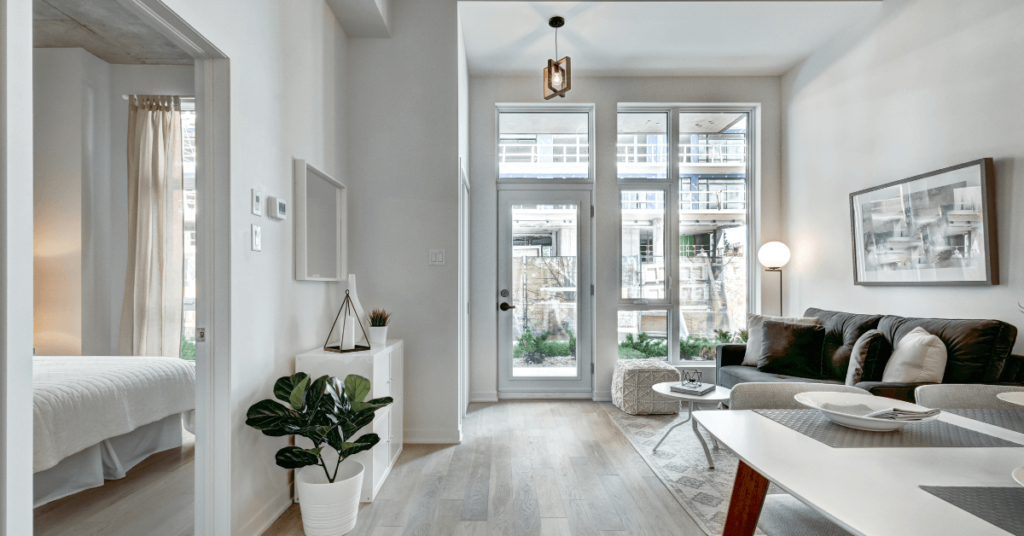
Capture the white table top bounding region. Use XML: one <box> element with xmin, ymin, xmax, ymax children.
<box><xmin>695</xmin><ymin>409</ymin><xmax>1024</xmax><ymax>536</ymax></box>
<box><xmin>652</xmin><ymin>382</ymin><xmax>731</xmax><ymax>403</ymax></box>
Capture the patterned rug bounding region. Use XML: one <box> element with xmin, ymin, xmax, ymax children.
<box><xmin>608</xmin><ymin>407</ymin><xmax>779</xmax><ymax>536</ymax></box>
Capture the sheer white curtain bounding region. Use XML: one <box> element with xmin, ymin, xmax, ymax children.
<box><xmin>119</xmin><ymin>96</ymin><xmax>183</xmax><ymax>357</ymax></box>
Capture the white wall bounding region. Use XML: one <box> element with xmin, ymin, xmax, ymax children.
<box><xmin>33</xmin><ymin>48</ymin><xmax>111</xmax><ymax>356</ymax></box>
<box><xmin>152</xmin><ymin>0</ymin><xmax>348</xmax><ymax>533</ymax></box>
<box><xmin>468</xmin><ymin>75</ymin><xmax>782</xmax><ymax>401</ymax></box>
<box><xmin>347</xmin><ymin>0</ymin><xmax>461</xmax><ymax>443</ymax></box>
<box><xmin>781</xmin><ymin>0</ymin><xmax>1024</xmax><ymax>353</ymax></box>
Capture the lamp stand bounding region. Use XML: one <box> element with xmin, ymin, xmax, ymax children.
<box><xmin>766</xmin><ymin>268</ymin><xmax>782</xmax><ymax>316</ymax></box>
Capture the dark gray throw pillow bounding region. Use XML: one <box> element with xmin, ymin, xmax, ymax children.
<box><xmin>757</xmin><ymin>320</ymin><xmax>827</xmax><ymax>378</ymax></box>
<box><xmin>845</xmin><ymin>329</ymin><xmax>893</xmax><ymax>385</ymax></box>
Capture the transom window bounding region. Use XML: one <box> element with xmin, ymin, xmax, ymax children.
<box><xmin>498</xmin><ymin>110</ymin><xmax>591</xmax><ymax>180</ymax></box>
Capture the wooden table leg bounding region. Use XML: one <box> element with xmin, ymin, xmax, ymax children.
<box><xmin>723</xmin><ymin>460</ymin><xmax>770</xmax><ymax>536</ymax></box>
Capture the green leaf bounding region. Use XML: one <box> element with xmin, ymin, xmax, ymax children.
<box><xmin>273</xmin><ymin>373</ymin><xmax>309</xmax><ymax>403</ymax></box>
<box><xmin>289</xmin><ymin>376</ymin><xmax>310</xmax><ymax>410</ymax></box>
<box><xmin>344</xmin><ymin>375</ymin><xmax>372</xmax><ymax>404</ymax></box>
<box><xmin>340</xmin><ymin>408</ymin><xmax>375</xmax><ymax>441</ymax></box>
<box><xmin>338</xmin><ymin>434</ymin><xmax>379</xmax><ymax>458</ymax></box>
<box><xmin>305</xmin><ymin>376</ymin><xmax>333</xmax><ymax>420</ymax></box>
<box><xmin>275</xmin><ymin>446</ymin><xmax>321</xmax><ymax>469</ymax></box>
<box><xmin>246</xmin><ymin>399</ymin><xmax>302</xmax><ymax>436</ymax></box>
<box><xmin>351</xmin><ymin>396</ymin><xmax>394</xmax><ymax>413</ymax></box>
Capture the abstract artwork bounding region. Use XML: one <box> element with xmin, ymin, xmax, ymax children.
<box><xmin>850</xmin><ymin>158</ymin><xmax>997</xmax><ymax>286</ymax></box>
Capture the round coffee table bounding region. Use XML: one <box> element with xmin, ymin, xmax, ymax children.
<box><xmin>651</xmin><ymin>382</ymin><xmax>732</xmax><ymax>469</ymax></box>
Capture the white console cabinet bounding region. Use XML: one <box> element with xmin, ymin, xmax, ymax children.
<box><xmin>295</xmin><ymin>340</ymin><xmax>403</xmax><ymax>502</ymax></box>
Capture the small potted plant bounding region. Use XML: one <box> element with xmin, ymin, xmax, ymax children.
<box><xmin>246</xmin><ymin>373</ymin><xmax>393</xmax><ymax>535</ymax></box>
<box><xmin>367</xmin><ymin>309</ymin><xmax>392</xmax><ymax>346</ymax></box>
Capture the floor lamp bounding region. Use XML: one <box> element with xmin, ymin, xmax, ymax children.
<box><xmin>758</xmin><ymin>241</ymin><xmax>790</xmax><ymax>316</ymax></box>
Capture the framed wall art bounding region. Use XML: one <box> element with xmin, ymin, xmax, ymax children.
<box><xmin>850</xmin><ymin>158</ymin><xmax>997</xmax><ymax>286</ymax></box>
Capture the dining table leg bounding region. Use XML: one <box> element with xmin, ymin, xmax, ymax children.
<box><xmin>723</xmin><ymin>460</ymin><xmax>770</xmax><ymax>536</ymax></box>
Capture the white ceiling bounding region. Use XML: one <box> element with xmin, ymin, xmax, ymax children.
<box><xmin>459</xmin><ymin>1</ymin><xmax>882</xmax><ymax>77</ymax></box>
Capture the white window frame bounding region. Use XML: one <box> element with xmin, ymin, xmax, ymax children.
<box><xmin>617</xmin><ymin>104</ymin><xmax>758</xmax><ymax>365</ymax></box>
<box><xmin>495</xmin><ymin>104</ymin><xmax>596</xmax><ymax>185</ymax></box>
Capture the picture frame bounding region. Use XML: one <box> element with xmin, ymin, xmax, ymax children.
<box><xmin>849</xmin><ymin>158</ymin><xmax>997</xmax><ymax>286</ymax></box>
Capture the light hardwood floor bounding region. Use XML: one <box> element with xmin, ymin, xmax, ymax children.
<box><xmin>33</xmin><ymin>431</ymin><xmax>195</xmax><ymax>536</ymax></box>
<box><xmin>264</xmin><ymin>401</ymin><xmax>703</xmax><ymax>536</ymax></box>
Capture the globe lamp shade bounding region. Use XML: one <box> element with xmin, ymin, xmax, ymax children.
<box><xmin>758</xmin><ymin>242</ymin><xmax>790</xmax><ymax>270</ymax></box>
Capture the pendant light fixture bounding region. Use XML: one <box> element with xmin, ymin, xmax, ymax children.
<box><xmin>543</xmin><ymin>16</ymin><xmax>571</xmax><ymax>100</ymax></box>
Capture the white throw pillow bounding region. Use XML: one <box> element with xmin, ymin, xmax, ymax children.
<box><xmin>741</xmin><ymin>313</ymin><xmax>821</xmax><ymax>367</ymax></box>
<box><xmin>881</xmin><ymin>327</ymin><xmax>947</xmax><ymax>383</ymax></box>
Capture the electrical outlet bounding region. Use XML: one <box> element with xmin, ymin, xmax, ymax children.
<box><xmin>429</xmin><ymin>249</ymin><xmax>445</xmax><ymax>265</ymax></box>
<box><xmin>252</xmin><ymin>189</ymin><xmax>263</xmax><ymax>216</ymax></box>
<box><xmin>252</xmin><ymin>224</ymin><xmax>261</xmax><ymax>251</ymax></box>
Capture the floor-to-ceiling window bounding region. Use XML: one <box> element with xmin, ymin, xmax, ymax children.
<box><xmin>180</xmin><ymin>98</ymin><xmax>196</xmax><ymax>360</ymax></box>
<box><xmin>618</xmin><ymin>108</ymin><xmax>751</xmax><ymax>363</ymax></box>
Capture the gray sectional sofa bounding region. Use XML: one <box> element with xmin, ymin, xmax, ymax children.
<box><xmin>715</xmin><ymin>307</ymin><xmax>1023</xmax><ymax>402</ymax></box>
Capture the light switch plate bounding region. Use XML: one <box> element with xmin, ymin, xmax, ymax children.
<box><xmin>252</xmin><ymin>224</ymin><xmax>261</xmax><ymax>251</ymax></box>
<box><xmin>428</xmin><ymin>248</ymin><xmax>445</xmax><ymax>265</ymax></box>
<box><xmin>252</xmin><ymin>189</ymin><xmax>262</xmax><ymax>216</ymax></box>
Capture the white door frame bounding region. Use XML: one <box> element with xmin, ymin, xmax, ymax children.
<box><xmin>458</xmin><ymin>160</ymin><xmax>470</xmax><ymax>422</ymax></box>
<box><xmin>496</xmin><ymin>188</ymin><xmax>593</xmax><ymax>398</ymax></box>
<box><xmin>110</xmin><ymin>2</ymin><xmax>232</xmax><ymax>534</ymax></box>
<box><xmin>1</xmin><ymin>0</ymin><xmax>36</xmax><ymax>532</ymax></box>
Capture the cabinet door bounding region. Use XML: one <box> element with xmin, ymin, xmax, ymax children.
<box><xmin>390</xmin><ymin>397</ymin><xmax>403</xmax><ymax>463</ymax></box>
<box><xmin>372</xmin><ymin>349</ymin><xmax>391</xmax><ymax>399</ymax></box>
<box><xmin>390</xmin><ymin>345</ymin><xmax>402</xmax><ymax>400</ymax></box>
<box><xmin>372</xmin><ymin>407</ymin><xmax>390</xmax><ymax>490</ymax></box>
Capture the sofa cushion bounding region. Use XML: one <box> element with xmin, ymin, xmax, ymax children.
<box><xmin>757</xmin><ymin>320</ymin><xmax>827</xmax><ymax>378</ymax></box>
<box><xmin>845</xmin><ymin>329</ymin><xmax>892</xmax><ymax>385</ymax></box>
<box><xmin>877</xmin><ymin>316</ymin><xmax>1017</xmax><ymax>384</ymax></box>
<box><xmin>882</xmin><ymin>327</ymin><xmax>947</xmax><ymax>383</ymax></box>
<box><xmin>804</xmin><ymin>308</ymin><xmax>884</xmax><ymax>381</ymax></box>
<box><xmin>743</xmin><ymin>313</ymin><xmax>821</xmax><ymax>366</ymax></box>
<box><xmin>718</xmin><ymin>365</ymin><xmax>841</xmax><ymax>389</ymax></box>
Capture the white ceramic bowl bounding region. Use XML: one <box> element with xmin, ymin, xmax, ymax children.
<box><xmin>794</xmin><ymin>392</ymin><xmax>940</xmax><ymax>432</ymax></box>
<box><xmin>996</xmin><ymin>392</ymin><xmax>1024</xmax><ymax>407</ymax></box>
<box><xmin>1013</xmin><ymin>466</ymin><xmax>1024</xmax><ymax>487</ymax></box>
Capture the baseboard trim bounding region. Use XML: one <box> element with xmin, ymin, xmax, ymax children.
<box><xmin>498</xmin><ymin>392</ymin><xmax>594</xmax><ymax>400</ymax></box>
<box><xmin>593</xmin><ymin>391</ymin><xmax>612</xmax><ymax>402</ymax></box>
<box><xmin>470</xmin><ymin>390</ymin><xmax>499</xmax><ymax>402</ymax></box>
<box><xmin>238</xmin><ymin>481</ymin><xmax>292</xmax><ymax>536</ymax></box>
<box><xmin>404</xmin><ymin>428</ymin><xmax>462</xmax><ymax>444</ymax></box>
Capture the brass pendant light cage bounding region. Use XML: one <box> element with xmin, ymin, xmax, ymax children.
<box><xmin>323</xmin><ymin>290</ymin><xmax>371</xmax><ymax>353</ymax></box>
<box><xmin>543</xmin><ymin>16</ymin><xmax>571</xmax><ymax>100</ymax></box>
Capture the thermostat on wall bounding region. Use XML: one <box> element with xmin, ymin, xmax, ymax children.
<box><xmin>268</xmin><ymin>196</ymin><xmax>287</xmax><ymax>221</ymax></box>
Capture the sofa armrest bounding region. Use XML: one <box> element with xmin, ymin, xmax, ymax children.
<box><xmin>854</xmin><ymin>381</ymin><xmax>938</xmax><ymax>403</ymax></box>
<box><xmin>716</xmin><ymin>344</ymin><xmax>747</xmax><ymax>386</ymax></box>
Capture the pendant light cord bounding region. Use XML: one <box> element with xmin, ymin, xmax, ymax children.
<box><xmin>555</xmin><ymin>27</ymin><xmax>558</xmax><ymax>59</ymax></box>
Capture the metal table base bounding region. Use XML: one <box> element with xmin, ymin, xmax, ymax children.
<box><xmin>652</xmin><ymin>400</ymin><xmax>720</xmax><ymax>469</ymax></box>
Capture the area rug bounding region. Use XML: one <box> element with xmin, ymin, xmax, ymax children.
<box><xmin>608</xmin><ymin>408</ymin><xmax>779</xmax><ymax>536</ymax></box>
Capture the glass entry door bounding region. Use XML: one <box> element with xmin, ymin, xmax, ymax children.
<box><xmin>497</xmin><ymin>189</ymin><xmax>592</xmax><ymax>397</ymax></box>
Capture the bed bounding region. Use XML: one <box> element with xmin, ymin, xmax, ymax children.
<box><xmin>32</xmin><ymin>356</ymin><xmax>196</xmax><ymax>507</ymax></box>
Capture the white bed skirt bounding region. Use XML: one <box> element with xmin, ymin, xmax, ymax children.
<box><xmin>34</xmin><ymin>411</ymin><xmax>190</xmax><ymax>507</ymax></box>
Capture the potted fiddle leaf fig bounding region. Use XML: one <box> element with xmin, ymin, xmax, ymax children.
<box><xmin>246</xmin><ymin>373</ymin><xmax>393</xmax><ymax>535</ymax></box>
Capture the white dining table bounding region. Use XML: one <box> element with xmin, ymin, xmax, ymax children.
<box><xmin>695</xmin><ymin>409</ymin><xmax>1024</xmax><ymax>536</ymax></box>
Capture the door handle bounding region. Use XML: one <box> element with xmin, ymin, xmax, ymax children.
<box><xmin>499</xmin><ymin>302</ymin><xmax>516</xmax><ymax>311</ymax></box>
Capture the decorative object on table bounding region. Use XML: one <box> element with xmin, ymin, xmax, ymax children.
<box><xmin>367</xmin><ymin>308</ymin><xmax>392</xmax><ymax>346</ymax></box>
<box><xmin>757</xmin><ymin>241</ymin><xmax>789</xmax><ymax>316</ymax></box>
<box><xmin>850</xmin><ymin>158</ymin><xmax>997</xmax><ymax>286</ymax></box>
<box><xmin>294</xmin><ymin>158</ymin><xmax>347</xmax><ymax>281</ymax></box>
<box><xmin>611</xmin><ymin>358</ymin><xmax>680</xmax><ymax>415</ymax></box>
<box><xmin>670</xmin><ymin>370</ymin><xmax>715</xmax><ymax>396</ymax></box>
<box><xmin>794</xmin><ymin>392</ymin><xmax>940</xmax><ymax>432</ymax></box>
<box><xmin>245</xmin><ymin>373</ymin><xmax>393</xmax><ymax>535</ymax></box>
<box><xmin>542</xmin><ymin>16</ymin><xmax>571</xmax><ymax>100</ymax></box>
<box><xmin>324</xmin><ymin>290</ymin><xmax>370</xmax><ymax>353</ymax></box>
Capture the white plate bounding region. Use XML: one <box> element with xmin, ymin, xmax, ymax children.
<box><xmin>794</xmin><ymin>392</ymin><xmax>940</xmax><ymax>432</ymax></box>
<box><xmin>997</xmin><ymin>392</ymin><xmax>1024</xmax><ymax>407</ymax></box>
<box><xmin>1014</xmin><ymin>466</ymin><xmax>1024</xmax><ymax>487</ymax></box>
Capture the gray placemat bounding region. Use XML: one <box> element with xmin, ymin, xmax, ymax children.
<box><xmin>921</xmin><ymin>486</ymin><xmax>1024</xmax><ymax>536</ymax></box>
<box><xmin>946</xmin><ymin>409</ymin><xmax>1024</xmax><ymax>435</ymax></box>
<box><xmin>754</xmin><ymin>409</ymin><xmax>1019</xmax><ymax>448</ymax></box>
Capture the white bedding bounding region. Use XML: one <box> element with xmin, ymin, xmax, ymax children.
<box><xmin>33</xmin><ymin>356</ymin><xmax>195</xmax><ymax>473</ymax></box>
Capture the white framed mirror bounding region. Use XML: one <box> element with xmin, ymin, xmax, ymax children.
<box><xmin>294</xmin><ymin>158</ymin><xmax>346</xmax><ymax>281</ymax></box>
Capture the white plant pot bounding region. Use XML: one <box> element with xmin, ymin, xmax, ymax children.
<box><xmin>368</xmin><ymin>326</ymin><xmax>388</xmax><ymax>346</ymax></box>
<box><xmin>295</xmin><ymin>461</ymin><xmax>364</xmax><ymax>536</ymax></box>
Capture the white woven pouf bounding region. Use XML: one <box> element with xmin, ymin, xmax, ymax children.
<box><xmin>612</xmin><ymin>358</ymin><xmax>681</xmax><ymax>415</ymax></box>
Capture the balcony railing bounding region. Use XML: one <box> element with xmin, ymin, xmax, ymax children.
<box><xmin>679</xmin><ymin>143</ymin><xmax>746</xmax><ymax>164</ymax></box>
<box><xmin>680</xmin><ymin>189</ymin><xmax>746</xmax><ymax>211</ymax></box>
<box><xmin>499</xmin><ymin>142</ymin><xmax>589</xmax><ymax>164</ymax></box>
